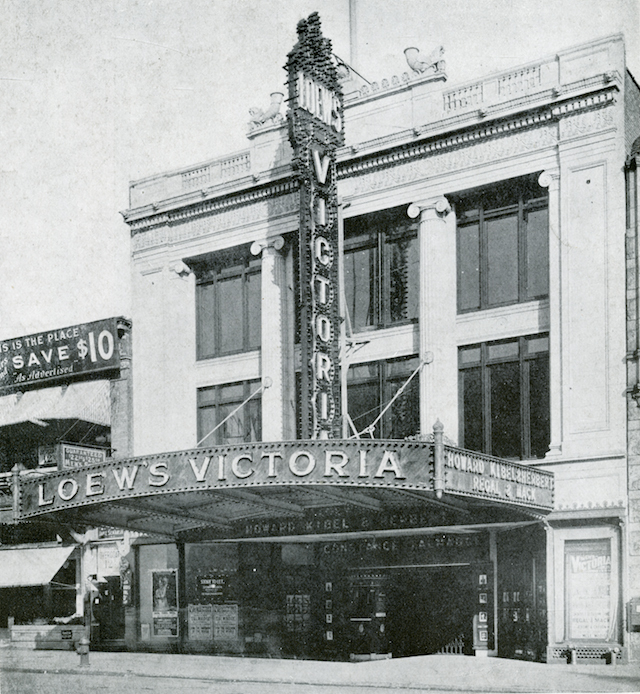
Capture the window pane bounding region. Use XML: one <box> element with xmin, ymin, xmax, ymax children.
<box><xmin>387</xmin><ymin>236</ymin><xmax>419</xmax><ymax>322</ymax></box>
<box><xmin>246</xmin><ymin>271</ymin><xmax>261</xmax><ymax>350</ymax></box>
<box><xmin>344</xmin><ymin>248</ymin><xmax>374</xmax><ymax>331</ymax></box>
<box><xmin>347</xmin><ymin>381</ymin><xmax>379</xmax><ymax>437</ymax></box>
<box><xmin>460</xmin><ymin>346</ymin><xmax>481</xmax><ymax>366</ymax></box>
<box><xmin>385</xmin><ymin>375</ymin><xmax>419</xmax><ymax>439</ymax></box>
<box><xmin>526</xmin><ymin>335</ymin><xmax>549</xmax><ymax>355</ymax></box>
<box><xmin>487</xmin><ymin>214</ymin><xmax>518</xmax><ymax>305</ymax></box>
<box><xmin>526</xmin><ymin>208</ymin><xmax>549</xmax><ymax>299</ymax></box>
<box><xmin>219</xmin><ymin>403</ymin><xmax>245</xmax><ymax>444</ymax></box>
<box><xmin>219</xmin><ymin>383</ymin><xmax>245</xmax><ymax>403</ymax></box>
<box><xmin>348</xmin><ymin>363</ymin><xmax>379</xmax><ymax>382</ymax></box>
<box><xmin>458</xmin><ymin>223</ymin><xmax>480</xmax><ymax>311</ymax></box>
<box><xmin>198</xmin><ymin>405</ymin><xmax>218</xmax><ymax>447</ymax></box>
<box><xmin>196</xmin><ymin>283</ymin><xmax>216</xmax><ymax>359</ymax></box>
<box><xmin>488</xmin><ymin>340</ymin><xmax>519</xmax><ymax>361</ymax></box>
<box><xmin>198</xmin><ymin>386</ymin><xmax>217</xmax><ymax>407</ymax></box>
<box><xmin>387</xmin><ymin>356</ymin><xmax>420</xmax><ymax>378</ymax></box>
<box><xmin>489</xmin><ymin>361</ymin><xmax>521</xmax><ymax>458</ymax></box>
<box><xmin>246</xmin><ymin>398</ymin><xmax>262</xmax><ymax>441</ymax></box>
<box><xmin>529</xmin><ymin>356</ymin><xmax>550</xmax><ymax>458</ymax></box>
<box><xmin>218</xmin><ymin>276</ymin><xmax>244</xmax><ymax>353</ymax></box>
<box><xmin>461</xmin><ymin>367</ymin><xmax>483</xmax><ymax>452</ymax></box>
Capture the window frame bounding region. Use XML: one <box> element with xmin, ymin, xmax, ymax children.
<box><xmin>458</xmin><ymin>334</ymin><xmax>550</xmax><ymax>460</ymax></box>
<box><xmin>455</xmin><ymin>178</ymin><xmax>549</xmax><ymax>314</ymax></box>
<box><xmin>346</xmin><ymin>355</ymin><xmax>421</xmax><ymax>439</ymax></box>
<box><xmin>195</xmin><ymin>250</ymin><xmax>261</xmax><ymax>360</ymax></box>
<box><xmin>343</xmin><ymin>206</ymin><xmax>419</xmax><ymax>331</ymax></box>
<box><xmin>197</xmin><ymin>379</ymin><xmax>262</xmax><ymax>447</ymax></box>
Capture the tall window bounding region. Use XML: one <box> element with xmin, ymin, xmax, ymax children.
<box><xmin>347</xmin><ymin>356</ymin><xmax>420</xmax><ymax>439</ymax></box>
<box><xmin>455</xmin><ymin>177</ymin><xmax>548</xmax><ymax>313</ymax></box>
<box><xmin>197</xmin><ymin>380</ymin><xmax>262</xmax><ymax>447</ymax></box>
<box><xmin>459</xmin><ymin>335</ymin><xmax>549</xmax><ymax>460</ymax></box>
<box><xmin>343</xmin><ymin>206</ymin><xmax>419</xmax><ymax>332</ymax></box>
<box><xmin>194</xmin><ymin>249</ymin><xmax>261</xmax><ymax>359</ymax></box>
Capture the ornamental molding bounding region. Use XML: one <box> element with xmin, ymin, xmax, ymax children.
<box><xmin>128</xmin><ymin>179</ymin><xmax>298</xmax><ymax>235</ymax></box>
<box><xmin>341</xmin><ymin>125</ymin><xmax>557</xmax><ymax>199</ymax></box>
<box><xmin>558</xmin><ymin>103</ymin><xmax>616</xmax><ymax>141</ymax></box>
<box><xmin>337</xmin><ymin>90</ymin><xmax>616</xmax><ymax>187</ymax></box>
<box><xmin>131</xmin><ymin>191</ymin><xmax>299</xmax><ymax>253</ymax></box>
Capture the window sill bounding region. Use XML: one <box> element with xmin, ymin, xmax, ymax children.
<box><xmin>456</xmin><ymin>299</ymin><xmax>549</xmax><ymax>345</ymax></box>
<box><xmin>196</xmin><ymin>350</ymin><xmax>260</xmax><ymax>388</ymax></box>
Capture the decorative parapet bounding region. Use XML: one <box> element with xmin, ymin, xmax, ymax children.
<box><xmin>444</xmin><ymin>82</ymin><xmax>484</xmax><ymax>113</ymax></box>
<box><xmin>129</xmin><ymin>151</ymin><xmax>252</xmax><ymax>209</ymax></box>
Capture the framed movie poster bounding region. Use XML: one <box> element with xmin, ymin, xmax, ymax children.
<box><xmin>152</xmin><ymin>569</ymin><xmax>178</xmax><ymax>637</ymax></box>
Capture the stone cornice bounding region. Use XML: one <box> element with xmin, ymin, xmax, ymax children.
<box><xmin>127</xmin><ymin>179</ymin><xmax>299</xmax><ymax>235</ymax></box>
<box><xmin>127</xmin><ymin>85</ymin><xmax>617</xmax><ymax>236</ymax></box>
<box><xmin>337</xmin><ymin>88</ymin><xmax>617</xmax><ymax>180</ymax></box>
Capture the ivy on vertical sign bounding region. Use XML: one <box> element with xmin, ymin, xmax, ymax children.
<box><xmin>286</xmin><ymin>13</ymin><xmax>344</xmax><ymax>439</ymax></box>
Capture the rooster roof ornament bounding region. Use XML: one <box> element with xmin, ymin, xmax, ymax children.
<box><xmin>404</xmin><ymin>45</ymin><xmax>445</xmax><ymax>75</ymax></box>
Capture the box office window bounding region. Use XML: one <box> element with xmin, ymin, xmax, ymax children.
<box><xmin>347</xmin><ymin>356</ymin><xmax>420</xmax><ymax>439</ymax></box>
<box><xmin>455</xmin><ymin>178</ymin><xmax>548</xmax><ymax>313</ymax></box>
<box><xmin>343</xmin><ymin>207</ymin><xmax>419</xmax><ymax>332</ymax></box>
<box><xmin>459</xmin><ymin>335</ymin><xmax>549</xmax><ymax>460</ymax></box>
<box><xmin>195</xmin><ymin>251</ymin><xmax>261</xmax><ymax>359</ymax></box>
<box><xmin>197</xmin><ymin>380</ymin><xmax>261</xmax><ymax>447</ymax></box>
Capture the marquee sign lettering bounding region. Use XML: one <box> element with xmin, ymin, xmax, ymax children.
<box><xmin>286</xmin><ymin>13</ymin><xmax>344</xmax><ymax>438</ymax></box>
<box><xmin>0</xmin><ymin>317</ymin><xmax>121</xmax><ymax>394</ymax></box>
<box><xmin>17</xmin><ymin>440</ymin><xmax>554</xmax><ymax>520</ymax></box>
<box><xmin>443</xmin><ymin>447</ymin><xmax>554</xmax><ymax>509</ymax></box>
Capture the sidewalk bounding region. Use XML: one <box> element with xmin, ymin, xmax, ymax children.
<box><xmin>2</xmin><ymin>642</ymin><xmax>640</xmax><ymax>693</ymax></box>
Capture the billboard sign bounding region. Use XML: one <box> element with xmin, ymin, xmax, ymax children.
<box><xmin>0</xmin><ymin>317</ymin><xmax>121</xmax><ymax>394</ymax></box>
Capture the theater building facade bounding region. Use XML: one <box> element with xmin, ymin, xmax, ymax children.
<box><xmin>14</xmin><ymin>19</ymin><xmax>640</xmax><ymax>662</ymax></box>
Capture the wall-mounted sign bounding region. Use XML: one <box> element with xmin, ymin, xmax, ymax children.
<box><xmin>152</xmin><ymin>569</ymin><xmax>178</xmax><ymax>637</ymax></box>
<box><xmin>443</xmin><ymin>447</ymin><xmax>554</xmax><ymax>510</ymax></box>
<box><xmin>565</xmin><ymin>540</ymin><xmax>615</xmax><ymax>641</ymax></box>
<box><xmin>198</xmin><ymin>574</ymin><xmax>226</xmax><ymax>601</ymax></box>
<box><xmin>286</xmin><ymin>13</ymin><xmax>344</xmax><ymax>439</ymax></box>
<box><xmin>213</xmin><ymin>604</ymin><xmax>238</xmax><ymax>641</ymax></box>
<box><xmin>188</xmin><ymin>604</ymin><xmax>213</xmax><ymax>641</ymax></box>
<box><xmin>0</xmin><ymin>317</ymin><xmax>121</xmax><ymax>394</ymax></box>
<box><xmin>18</xmin><ymin>440</ymin><xmax>554</xmax><ymax>520</ymax></box>
<box><xmin>39</xmin><ymin>443</ymin><xmax>107</xmax><ymax>470</ymax></box>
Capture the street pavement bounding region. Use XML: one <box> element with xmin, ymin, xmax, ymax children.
<box><xmin>2</xmin><ymin>640</ymin><xmax>640</xmax><ymax>693</ymax></box>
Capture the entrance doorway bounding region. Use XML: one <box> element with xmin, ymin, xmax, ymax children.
<box><xmin>387</xmin><ymin>567</ymin><xmax>475</xmax><ymax>657</ymax></box>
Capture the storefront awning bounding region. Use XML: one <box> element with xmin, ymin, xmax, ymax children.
<box><xmin>0</xmin><ymin>380</ymin><xmax>110</xmax><ymax>428</ymax></box>
<box><xmin>0</xmin><ymin>545</ymin><xmax>75</xmax><ymax>588</ymax></box>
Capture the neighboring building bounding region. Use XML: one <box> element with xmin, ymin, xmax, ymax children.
<box><xmin>0</xmin><ymin>318</ymin><xmax>133</xmax><ymax>649</ymax></box>
<box><xmin>12</xmin><ymin>17</ymin><xmax>640</xmax><ymax>663</ymax></box>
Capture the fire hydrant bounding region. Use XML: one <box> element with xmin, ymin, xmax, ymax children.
<box><xmin>76</xmin><ymin>636</ymin><xmax>90</xmax><ymax>667</ymax></box>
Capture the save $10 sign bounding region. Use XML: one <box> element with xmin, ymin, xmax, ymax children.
<box><xmin>0</xmin><ymin>317</ymin><xmax>121</xmax><ymax>393</ymax></box>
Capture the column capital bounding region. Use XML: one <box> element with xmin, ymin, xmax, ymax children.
<box><xmin>407</xmin><ymin>196</ymin><xmax>451</xmax><ymax>220</ymax></box>
<box><xmin>538</xmin><ymin>170</ymin><xmax>560</xmax><ymax>190</ymax></box>
<box><xmin>250</xmin><ymin>235</ymin><xmax>285</xmax><ymax>256</ymax></box>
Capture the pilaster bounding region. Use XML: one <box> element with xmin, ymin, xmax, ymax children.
<box><xmin>251</xmin><ymin>236</ymin><xmax>286</xmax><ymax>441</ymax></box>
<box><xmin>539</xmin><ymin>170</ymin><xmax>562</xmax><ymax>458</ymax></box>
<box><xmin>408</xmin><ymin>196</ymin><xmax>458</xmax><ymax>440</ymax></box>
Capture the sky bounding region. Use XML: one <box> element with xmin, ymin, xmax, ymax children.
<box><xmin>1</xmin><ymin>0</ymin><xmax>638</xmax><ymax>340</ymax></box>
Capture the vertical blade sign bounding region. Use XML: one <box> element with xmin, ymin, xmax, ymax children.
<box><xmin>286</xmin><ymin>13</ymin><xmax>344</xmax><ymax>439</ymax></box>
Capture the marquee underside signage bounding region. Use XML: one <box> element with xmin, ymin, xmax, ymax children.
<box><xmin>17</xmin><ymin>440</ymin><xmax>554</xmax><ymax>524</ymax></box>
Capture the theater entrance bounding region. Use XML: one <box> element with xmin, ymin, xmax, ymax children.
<box><xmin>386</xmin><ymin>566</ymin><xmax>475</xmax><ymax>657</ymax></box>
<box><xmin>345</xmin><ymin>563</ymin><xmax>481</xmax><ymax>659</ymax></box>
